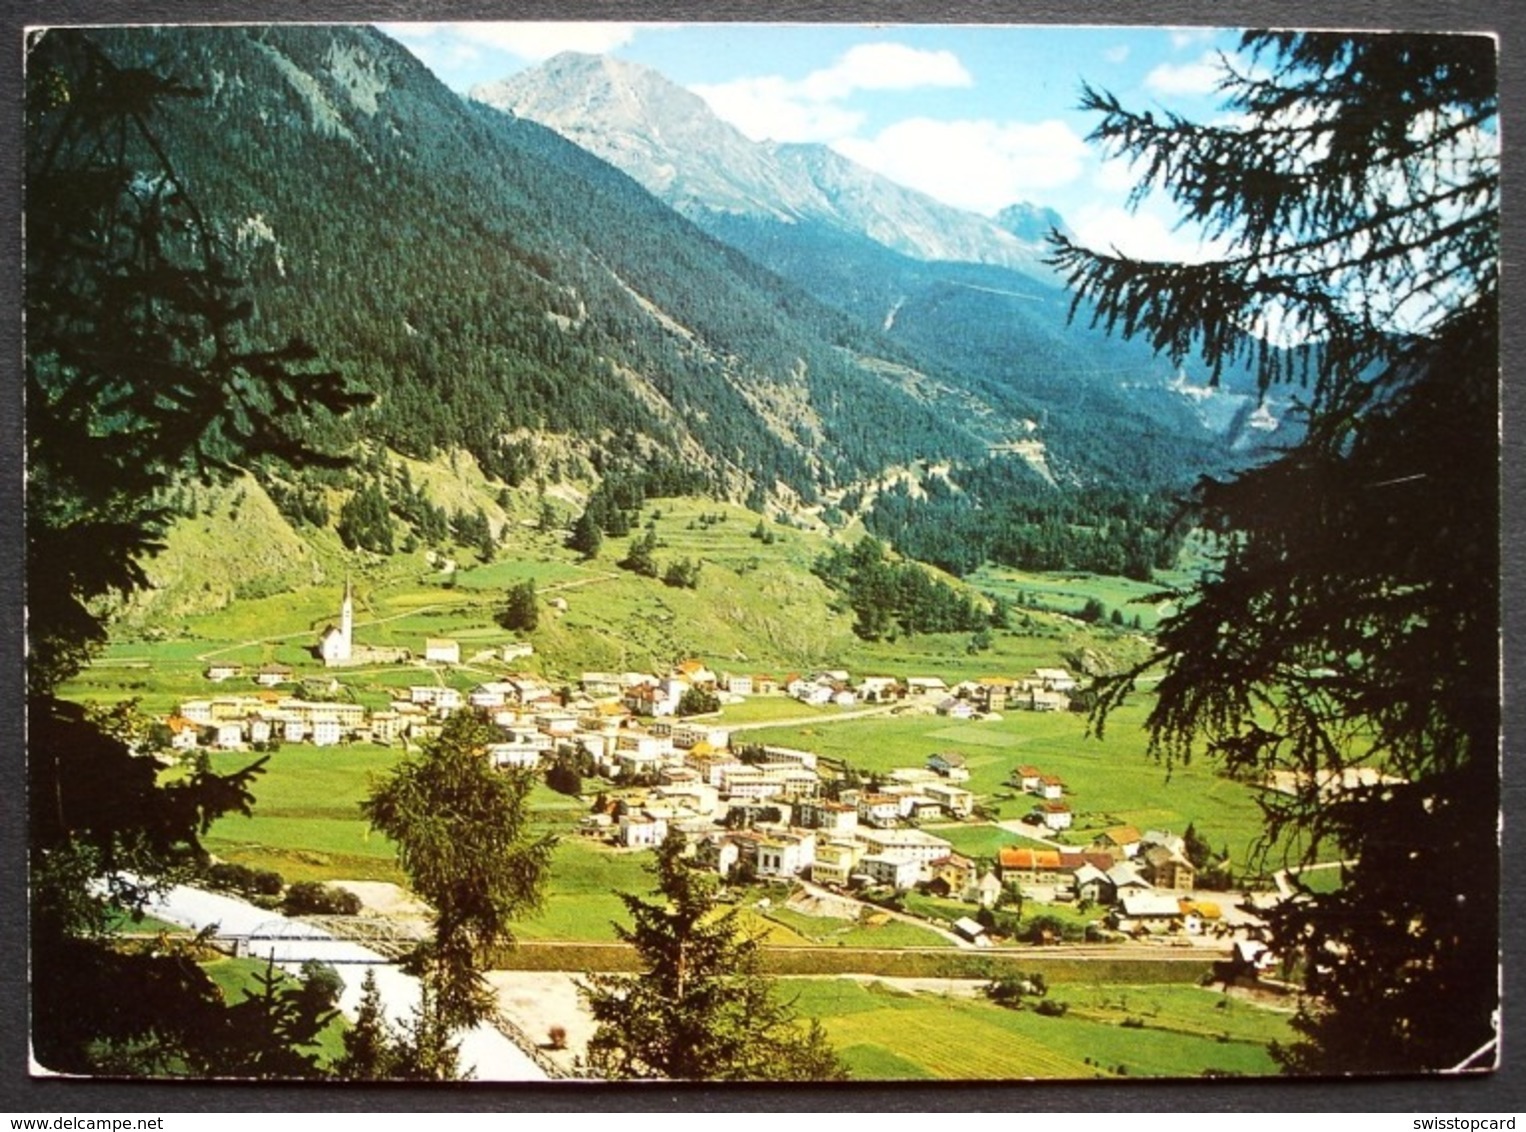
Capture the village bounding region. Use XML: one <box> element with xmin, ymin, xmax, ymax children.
<box><xmin>157</xmin><ymin>584</ymin><xmax>1280</xmax><ymax>966</ymax></box>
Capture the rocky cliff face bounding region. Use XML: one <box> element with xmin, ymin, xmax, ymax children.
<box><xmin>471</xmin><ymin>51</ymin><xmax>1056</xmax><ymax>276</ymax></box>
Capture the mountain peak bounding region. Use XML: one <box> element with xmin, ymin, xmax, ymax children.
<box><xmin>472</xmin><ymin>53</ymin><xmax>802</xmax><ymax>216</ymax></box>
<box><xmin>994</xmin><ymin>202</ymin><xmax>1072</xmax><ymax>244</ymax></box>
<box><xmin>473</xmin><ymin>54</ymin><xmax>1062</xmax><ymax>274</ymax></box>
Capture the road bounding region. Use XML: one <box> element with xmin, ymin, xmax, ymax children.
<box><xmin>724</xmin><ymin>701</ymin><xmax>912</xmax><ymax>733</ymax></box>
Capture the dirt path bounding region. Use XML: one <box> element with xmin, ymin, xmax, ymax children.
<box><xmin>725</xmin><ymin>702</ymin><xmax>906</xmax><ymax>733</ymax></box>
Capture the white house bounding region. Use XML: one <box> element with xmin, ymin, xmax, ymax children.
<box><xmin>810</xmin><ymin>841</ymin><xmax>860</xmax><ymax>887</ymax></box>
<box><xmin>756</xmin><ymin>831</ymin><xmax>816</xmax><ymax>879</ymax></box>
<box><xmin>624</xmin><ymin>682</ymin><xmax>679</xmax><ymax>718</ymax></box>
<box><xmin>856</xmin><ymin>794</ymin><xmax>902</xmax><ymax>828</ymax></box>
<box><xmin>793</xmin><ymin>683</ymin><xmax>834</xmax><ymax>706</ymax></box>
<box><xmin>1073</xmin><ymin>863</ymin><xmax>1115</xmax><ymax>905</ymax></box>
<box><xmin>1041</xmin><ymin>801</ymin><xmax>1074</xmax><ymax>831</ymax></box>
<box><xmin>1107</xmin><ymin>862</ymin><xmax>1154</xmax><ymax>899</ymax></box>
<box><xmin>619</xmin><ymin>812</ymin><xmax>668</xmax><ymax>848</ymax></box>
<box><xmin>581</xmin><ymin>672</ymin><xmax>624</xmax><ymax>698</ymax></box>
<box><xmin>857</xmin><ymin>854</ymin><xmax>921</xmax><ymax>891</ymax></box>
<box><xmin>856</xmin><ymin>676</ymin><xmax>900</xmax><ymax>700</ymax></box>
<box><xmin>318</xmin><ymin>581</ymin><xmax>354</xmax><ymax>666</ymax></box>
<box><xmin>925</xmin><ymin>782</ymin><xmax>976</xmax><ymax>819</ymax></box>
<box><xmin>759</xmin><ymin>746</ymin><xmax>819</xmax><ymax>771</ymax></box>
<box><xmin>1033</xmin><ymin>667</ymin><xmax>1077</xmax><ymax>692</ymax></box>
<box><xmin>673</xmin><ymin>660</ymin><xmax>717</xmax><ymax>688</ymax></box>
<box><xmin>311</xmin><ymin>717</ymin><xmax>342</xmax><ymax>747</ymax></box>
<box><xmin>935</xmin><ymin>697</ymin><xmax>975</xmax><ymax>720</ymax></box>
<box><xmin>213</xmin><ymin>722</ymin><xmax>245</xmax><ymax>749</ymax></box>
<box><xmin>255</xmin><ymin>663</ymin><xmax>294</xmax><ymax>688</ymax></box>
<box><xmin>179</xmin><ymin>700</ymin><xmax>214</xmax><ymax>726</ymax></box>
<box><xmin>672</xmin><ymin>722</ymin><xmax>730</xmax><ymax>750</ymax></box>
<box><xmin>971</xmin><ymin>871</ymin><xmax>1004</xmax><ymax>909</ymax></box>
<box><xmin>369</xmin><ymin>711</ymin><xmax>404</xmax><ymax>745</ymax></box>
<box><xmin>858</xmin><ymin>828</ymin><xmax>953</xmax><ymax>866</ymax></box>
<box><xmin>408</xmin><ymin>686</ymin><xmax>462</xmax><ymax>713</ymax></box>
<box><xmin>487</xmin><ymin>742</ymin><xmax>542</xmax><ymax>770</ymax></box>
<box><xmin>719</xmin><ymin>771</ymin><xmax>787</xmax><ymax>803</ymax></box>
<box><xmin>469</xmin><ymin>682</ymin><xmax>516</xmax><ymax>709</ymax></box>
<box><xmin>424</xmin><ymin>638</ymin><xmax>460</xmax><ymax>665</ymax></box>
<box><xmin>165</xmin><ymin>716</ymin><xmax>201</xmax><ymax>751</ymax></box>
<box><xmin>795</xmin><ymin>798</ymin><xmax>858</xmax><ymax>835</ymax></box>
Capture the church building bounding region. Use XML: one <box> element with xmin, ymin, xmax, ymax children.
<box><xmin>318</xmin><ymin>579</ymin><xmax>354</xmax><ymax>666</ymax></box>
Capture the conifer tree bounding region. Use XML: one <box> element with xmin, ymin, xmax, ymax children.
<box><xmin>26</xmin><ymin>30</ymin><xmax>369</xmax><ymax>1075</ymax></box>
<box><xmin>334</xmin><ymin>969</ymin><xmax>399</xmax><ymax>1081</ymax></box>
<box><xmin>580</xmin><ymin>831</ymin><xmax>847</xmax><ymax>1081</ymax></box>
<box><xmin>497</xmin><ymin>578</ymin><xmax>539</xmax><ymax>632</ymax></box>
<box><xmin>568</xmin><ymin>509</ymin><xmax>602</xmax><ymax>559</ymax></box>
<box><xmin>1053</xmin><ymin>32</ymin><xmax>1498</xmax><ymax>1073</ymax></box>
<box><xmin>363</xmin><ymin>712</ymin><xmax>556</xmax><ymax>1035</ymax></box>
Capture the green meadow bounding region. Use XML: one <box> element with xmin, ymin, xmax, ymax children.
<box><xmin>778</xmin><ymin>978</ymin><xmax>1293</xmax><ymax>1080</ymax></box>
<box><xmin>741</xmin><ymin>698</ymin><xmax>1271</xmax><ymax>866</ymax></box>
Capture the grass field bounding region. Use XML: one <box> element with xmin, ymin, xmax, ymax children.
<box><xmin>198</xmin><ymin>745</ymin><xmax>406</xmax><ymax>884</ymax></box>
<box><xmin>777</xmin><ymin>978</ymin><xmax>1292</xmax><ymax>1080</ymax></box>
<box><xmin>743</xmin><ymin>699</ymin><xmax>1272</xmax><ymax>865</ymax></box>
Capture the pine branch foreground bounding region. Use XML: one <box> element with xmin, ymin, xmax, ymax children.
<box><xmin>580</xmin><ymin>832</ymin><xmax>847</xmax><ymax>1081</ymax></box>
<box><xmin>1059</xmin><ymin>31</ymin><xmax>1499</xmax><ymax>1074</ymax></box>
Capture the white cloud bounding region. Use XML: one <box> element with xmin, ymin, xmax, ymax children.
<box><xmin>380</xmin><ymin>21</ymin><xmax>638</xmax><ymax>64</ymax></box>
<box><xmin>1103</xmin><ymin>44</ymin><xmax>1131</xmax><ymax>65</ymax></box>
<box><xmin>1168</xmin><ymin>27</ymin><xmax>1218</xmax><ymax>50</ymax></box>
<box><xmin>800</xmin><ymin>43</ymin><xmax>972</xmax><ymax>100</ymax></box>
<box><xmin>834</xmin><ymin>117</ymin><xmax>1089</xmax><ymax>215</ymax></box>
<box><xmin>1093</xmin><ymin>153</ymin><xmax>1142</xmax><ymax>195</ymax></box>
<box><xmin>691</xmin><ymin>76</ymin><xmax>864</xmax><ymax>143</ymax></box>
<box><xmin>1144</xmin><ymin>51</ymin><xmax>1224</xmax><ymax>97</ymax></box>
<box><xmin>689</xmin><ymin>41</ymin><xmax>971</xmax><ymax>145</ymax></box>
<box><xmin>1071</xmin><ymin>202</ymin><xmax>1227</xmax><ymax>264</ymax></box>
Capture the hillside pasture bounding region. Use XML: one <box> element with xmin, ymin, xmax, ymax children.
<box><xmin>777</xmin><ymin>977</ymin><xmax>1290</xmax><ymax>1079</ymax></box>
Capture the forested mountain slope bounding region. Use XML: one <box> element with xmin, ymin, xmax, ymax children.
<box><xmin>476</xmin><ymin>50</ymin><xmax>1280</xmax><ymax>480</ymax></box>
<box><xmin>73</xmin><ymin>24</ymin><xmax>1027</xmax><ymax>508</ymax></box>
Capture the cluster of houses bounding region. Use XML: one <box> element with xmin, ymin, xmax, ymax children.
<box><xmin>583</xmin><ymin>746</ymin><xmax>988</xmax><ymax>897</ymax></box>
<box><xmin>995</xmin><ymin>825</ymin><xmax>1212</xmax><ymax>935</ymax></box>
<box><xmin>1011</xmin><ymin>764</ymin><xmax>1074</xmax><ymax>831</ymax></box>
<box><xmin>758</xmin><ymin>668</ymin><xmax>1079</xmax><ymax>718</ymax></box>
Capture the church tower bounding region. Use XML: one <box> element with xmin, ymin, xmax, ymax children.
<box><xmin>318</xmin><ymin>577</ymin><xmax>355</xmax><ymax>666</ymax></box>
<box><xmin>340</xmin><ymin>575</ymin><xmax>353</xmax><ymax>658</ymax></box>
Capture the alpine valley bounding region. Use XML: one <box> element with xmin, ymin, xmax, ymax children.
<box><xmin>52</xmin><ymin>25</ymin><xmax>1290</xmax><ymax>619</ymax></box>
<box><xmin>31</xmin><ymin>23</ymin><xmax>1322</xmax><ymax>1083</ymax></box>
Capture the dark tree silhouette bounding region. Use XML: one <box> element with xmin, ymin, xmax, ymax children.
<box><xmin>26</xmin><ymin>30</ymin><xmax>369</xmax><ymax>1075</ymax></box>
<box><xmin>1053</xmin><ymin>32</ymin><xmax>1498</xmax><ymax>1074</ymax></box>
<box><xmin>580</xmin><ymin>831</ymin><xmax>847</xmax><ymax>1081</ymax></box>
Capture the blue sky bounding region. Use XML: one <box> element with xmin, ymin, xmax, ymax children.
<box><xmin>378</xmin><ymin>22</ymin><xmax>1249</xmax><ymax>260</ymax></box>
